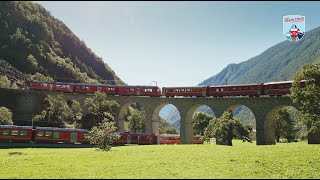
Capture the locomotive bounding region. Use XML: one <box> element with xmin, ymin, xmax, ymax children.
<box><xmin>29</xmin><ymin>80</ymin><xmax>306</xmax><ymax>97</ymax></box>
<box><xmin>0</xmin><ymin>125</ymin><xmax>204</xmax><ymax>146</ymax></box>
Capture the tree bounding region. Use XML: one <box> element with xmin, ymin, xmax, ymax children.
<box><xmin>126</xmin><ymin>107</ymin><xmax>146</xmax><ymax>133</ymax></box>
<box><xmin>33</xmin><ymin>94</ymin><xmax>74</xmax><ymax>128</ymax></box>
<box><xmin>291</xmin><ymin>62</ymin><xmax>320</xmax><ymax>143</ymax></box>
<box><xmin>88</xmin><ymin>121</ymin><xmax>120</xmax><ymax>151</ymax></box>
<box><xmin>210</xmin><ymin>111</ymin><xmax>252</xmax><ymax>146</ymax></box>
<box><xmin>0</xmin><ymin>75</ymin><xmax>12</xmax><ymax>88</ymax></box>
<box><xmin>203</xmin><ymin>117</ymin><xmax>217</xmax><ymax>144</ymax></box>
<box><xmin>0</xmin><ymin>106</ymin><xmax>13</xmax><ymax>125</ymax></box>
<box><xmin>65</xmin><ymin>100</ymin><xmax>83</xmax><ymax>128</ymax></box>
<box><xmin>275</xmin><ymin>107</ymin><xmax>296</xmax><ymax>143</ymax></box>
<box><xmin>83</xmin><ymin>91</ymin><xmax>119</xmax><ymax>129</ymax></box>
<box><xmin>193</xmin><ymin>112</ymin><xmax>214</xmax><ymax>136</ymax></box>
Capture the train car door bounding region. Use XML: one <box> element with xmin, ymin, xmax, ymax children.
<box><xmin>97</xmin><ymin>86</ymin><xmax>102</xmax><ymax>92</ymax></box>
<box><xmin>70</xmin><ymin>133</ymin><xmax>77</xmax><ymax>143</ymax></box>
<box><xmin>202</xmin><ymin>88</ymin><xmax>207</xmax><ymax>97</ymax></box>
<box><xmin>49</xmin><ymin>84</ymin><xmax>53</xmax><ymax>91</ymax></box>
<box><xmin>137</xmin><ymin>88</ymin><xmax>140</xmax><ymax>96</ymax></box>
<box><xmin>127</xmin><ymin>135</ymin><xmax>131</xmax><ymax>144</ymax></box>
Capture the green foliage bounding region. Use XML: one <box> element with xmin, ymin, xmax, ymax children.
<box><xmin>88</xmin><ymin>121</ymin><xmax>120</xmax><ymax>151</ymax></box>
<box><xmin>210</xmin><ymin>111</ymin><xmax>252</xmax><ymax>146</ymax></box>
<box><xmin>33</xmin><ymin>94</ymin><xmax>76</xmax><ymax>128</ymax></box>
<box><xmin>275</xmin><ymin>107</ymin><xmax>296</xmax><ymax>142</ymax></box>
<box><xmin>0</xmin><ymin>106</ymin><xmax>13</xmax><ymax>125</ymax></box>
<box><xmin>26</xmin><ymin>72</ymin><xmax>54</xmax><ymax>84</ymax></box>
<box><xmin>84</xmin><ymin>91</ymin><xmax>119</xmax><ymax>129</ymax></box>
<box><xmin>126</xmin><ymin>106</ymin><xmax>146</xmax><ymax>133</ymax></box>
<box><xmin>159</xmin><ymin>117</ymin><xmax>177</xmax><ymax>134</ymax></box>
<box><xmin>0</xmin><ymin>75</ymin><xmax>12</xmax><ymax>88</ymax></box>
<box><xmin>0</xmin><ymin>1</ymin><xmax>124</xmax><ymax>86</ymax></box>
<box><xmin>291</xmin><ymin>62</ymin><xmax>320</xmax><ymax>139</ymax></box>
<box><xmin>192</xmin><ymin>112</ymin><xmax>214</xmax><ymax>136</ymax></box>
<box><xmin>65</xmin><ymin>100</ymin><xmax>83</xmax><ymax>129</ymax></box>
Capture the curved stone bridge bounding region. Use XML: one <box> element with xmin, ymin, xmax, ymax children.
<box><xmin>0</xmin><ymin>88</ymin><xmax>299</xmax><ymax>145</ymax></box>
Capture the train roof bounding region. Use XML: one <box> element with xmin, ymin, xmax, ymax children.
<box><xmin>32</xmin><ymin>80</ymin><xmax>76</xmax><ymax>85</ymax></box>
<box><xmin>75</xmin><ymin>83</ymin><xmax>102</xmax><ymax>86</ymax></box>
<box><xmin>116</xmin><ymin>132</ymin><xmax>154</xmax><ymax>135</ymax></box>
<box><xmin>263</xmin><ymin>81</ymin><xmax>294</xmax><ymax>85</ymax></box>
<box><xmin>162</xmin><ymin>86</ymin><xmax>206</xmax><ymax>89</ymax></box>
<box><xmin>0</xmin><ymin>125</ymin><xmax>33</xmax><ymax>129</ymax></box>
<box><xmin>119</xmin><ymin>85</ymin><xmax>160</xmax><ymax>88</ymax></box>
<box><xmin>208</xmin><ymin>83</ymin><xmax>260</xmax><ymax>87</ymax></box>
<box><xmin>36</xmin><ymin>127</ymin><xmax>89</xmax><ymax>132</ymax></box>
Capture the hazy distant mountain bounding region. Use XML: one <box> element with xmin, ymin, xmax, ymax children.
<box><xmin>199</xmin><ymin>26</ymin><xmax>320</xmax><ymax>86</ymax></box>
<box><xmin>164</xmin><ymin>26</ymin><xmax>320</xmax><ymax>130</ymax></box>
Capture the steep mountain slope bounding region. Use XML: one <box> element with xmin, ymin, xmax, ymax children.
<box><xmin>0</xmin><ymin>1</ymin><xmax>124</xmax><ymax>86</ymax></box>
<box><xmin>199</xmin><ymin>26</ymin><xmax>320</xmax><ymax>86</ymax></box>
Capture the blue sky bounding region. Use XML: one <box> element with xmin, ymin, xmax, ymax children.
<box><xmin>35</xmin><ymin>1</ymin><xmax>320</xmax><ymax>87</ymax></box>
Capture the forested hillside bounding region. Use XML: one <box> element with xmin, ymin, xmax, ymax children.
<box><xmin>0</xmin><ymin>1</ymin><xmax>124</xmax><ymax>88</ymax></box>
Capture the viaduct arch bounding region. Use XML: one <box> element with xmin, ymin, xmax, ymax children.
<box><xmin>0</xmin><ymin>88</ymin><xmax>299</xmax><ymax>145</ymax></box>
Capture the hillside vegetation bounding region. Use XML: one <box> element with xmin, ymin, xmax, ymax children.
<box><xmin>0</xmin><ymin>1</ymin><xmax>124</xmax><ymax>87</ymax></box>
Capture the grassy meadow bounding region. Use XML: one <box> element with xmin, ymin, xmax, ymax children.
<box><xmin>0</xmin><ymin>140</ymin><xmax>320</xmax><ymax>179</ymax></box>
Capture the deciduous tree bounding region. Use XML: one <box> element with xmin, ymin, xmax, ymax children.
<box><xmin>0</xmin><ymin>106</ymin><xmax>13</xmax><ymax>125</ymax></box>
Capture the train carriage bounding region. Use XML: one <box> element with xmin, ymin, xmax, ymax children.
<box><xmin>262</xmin><ymin>81</ymin><xmax>293</xmax><ymax>96</ymax></box>
<box><xmin>0</xmin><ymin>125</ymin><xmax>33</xmax><ymax>143</ymax></box>
<box><xmin>74</xmin><ymin>83</ymin><xmax>101</xmax><ymax>94</ymax></box>
<box><xmin>162</xmin><ymin>86</ymin><xmax>207</xmax><ymax>97</ymax></box>
<box><xmin>34</xmin><ymin>127</ymin><xmax>90</xmax><ymax>144</ymax></box>
<box><xmin>30</xmin><ymin>81</ymin><xmax>75</xmax><ymax>93</ymax></box>
<box><xmin>207</xmin><ymin>84</ymin><xmax>262</xmax><ymax>97</ymax></box>
<box><xmin>113</xmin><ymin>132</ymin><xmax>156</xmax><ymax>145</ymax></box>
<box><xmin>101</xmin><ymin>85</ymin><xmax>118</xmax><ymax>95</ymax></box>
<box><xmin>117</xmin><ymin>86</ymin><xmax>161</xmax><ymax>97</ymax></box>
<box><xmin>159</xmin><ymin>134</ymin><xmax>180</xmax><ymax>144</ymax></box>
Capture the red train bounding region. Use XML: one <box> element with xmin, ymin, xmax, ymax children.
<box><xmin>29</xmin><ymin>80</ymin><xmax>306</xmax><ymax>98</ymax></box>
<box><xmin>29</xmin><ymin>81</ymin><xmax>161</xmax><ymax>97</ymax></box>
<box><xmin>0</xmin><ymin>125</ymin><xmax>90</xmax><ymax>144</ymax></box>
<box><xmin>162</xmin><ymin>80</ymin><xmax>306</xmax><ymax>97</ymax></box>
<box><xmin>0</xmin><ymin>125</ymin><xmax>204</xmax><ymax>145</ymax></box>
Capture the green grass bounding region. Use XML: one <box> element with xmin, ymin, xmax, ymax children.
<box><xmin>1</xmin><ymin>140</ymin><xmax>320</xmax><ymax>178</ymax></box>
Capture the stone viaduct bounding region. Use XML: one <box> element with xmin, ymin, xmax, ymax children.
<box><xmin>0</xmin><ymin>88</ymin><xmax>299</xmax><ymax>145</ymax></box>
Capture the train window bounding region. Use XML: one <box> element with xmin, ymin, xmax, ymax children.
<box><xmin>45</xmin><ymin>132</ymin><xmax>53</xmax><ymax>137</ymax></box>
<box><xmin>61</xmin><ymin>85</ymin><xmax>66</xmax><ymax>89</ymax></box>
<box><xmin>37</xmin><ymin>131</ymin><xmax>44</xmax><ymax>136</ymax></box>
<box><xmin>19</xmin><ymin>130</ymin><xmax>27</xmax><ymax>136</ymax></box>
<box><xmin>43</xmin><ymin>83</ymin><xmax>48</xmax><ymax>87</ymax></box>
<box><xmin>11</xmin><ymin>130</ymin><xmax>19</xmax><ymax>135</ymax></box>
<box><xmin>232</xmin><ymin>87</ymin><xmax>237</xmax><ymax>91</ymax></box>
<box><xmin>181</xmin><ymin>89</ymin><xmax>185</xmax><ymax>92</ymax></box>
<box><xmin>193</xmin><ymin>89</ymin><xmax>197</xmax><ymax>92</ymax></box>
<box><xmin>56</xmin><ymin>85</ymin><xmax>61</xmax><ymax>89</ymax></box>
<box><xmin>2</xmin><ymin>130</ymin><xmax>10</xmax><ymax>135</ymax></box>
<box><xmin>168</xmin><ymin>89</ymin><xmax>173</xmax><ymax>92</ymax></box>
<box><xmin>216</xmin><ymin>88</ymin><xmax>219</xmax><ymax>92</ymax></box>
<box><xmin>221</xmin><ymin>88</ymin><xmax>224</xmax><ymax>92</ymax></box>
<box><xmin>53</xmin><ymin>132</ymin><xmax>60</xmax><ymax>139</ymax></box>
